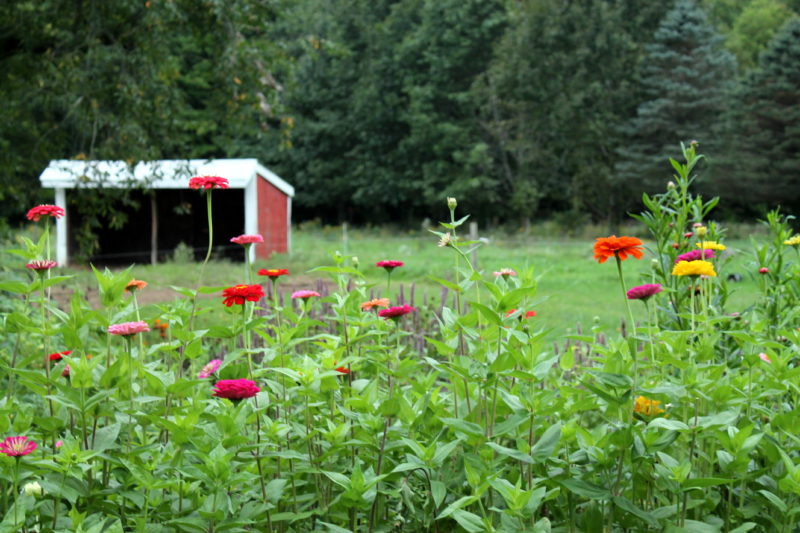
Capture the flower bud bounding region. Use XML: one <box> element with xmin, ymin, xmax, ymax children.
<box><xmin>23</xmin><ymin>481</ymin><xmax>43</xmax><ymax>497</ymax></box>
<box><xmin>447</xmin><ymin>197</ymin><xmax>457</xmax><ymax>210</ymax></box>
<box><xmin>351</xmin><ymin>256</ymin><xmax>359</xmax><ymax>268</ymax></box>
<box><xmin>695</xmin><ymin>226</ymin><xmax>707</xmax><ymax>238</ymax></box>
<box><xmin>671</xmin><ymin>243</ymin><xmax>680</xmax><ymax>249</ymax></box>
<box><xmin>759</xmin><ymin>267</ymin><xmax>769</xmax><ymax>274</ymax></box>
<box><xmin>667</xmin><ymin>181</ymin><xmax>676</xmax><ymax>189</ymax></box>
<box><xmin>683</xmin><ymin>232</ymin><xmax>693</xmax><ymax>238</ymax></box>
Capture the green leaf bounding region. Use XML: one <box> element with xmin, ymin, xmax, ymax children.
<box><xmin>428</xmin><ymin>276</ymin><xmax>462</xmax><ymax>293</ymax></box>
<box><xmin>531</xmin><ymin>423</ymin><xmax>562</xmax><ymax>463</ymax></box>
<box><xmin>486</xmin><ymin>442</ymin><xmax>533</xmax><ymax>464</ymax></box>
<box><xmin>92</xmin><ymin>423</ymin><xmax>121</xmax><ymax>453</ymax></box>
<box><xmin>0</xmin><ymin>281</ymin><xmax>30</xmax><ymax>294</ymax></box>
<box><xmin>431</xmin><ymin>480</ymin><xmax>446</xmax><ymax>509</ymax></box>
<box><xmin>559</xmin><ymin>478</ymin><xmax>611</xmax><ymax>500</ymax></box>
<box><xmin>613</xmin><ymin>496</ymin><xmax>658</xmax><ymax>527</ymax></box>
<box><xmin>469</xmin><ymin>301</ymin><xmax>503</xmax><ymax>326</ymax></box>
<box><xmin>451</xmin><ymin>509</ymin><xmax>484</xmax><ymax>533</ymax></box>
<box><xmin>758</xmin><ymin>489</ymin><xmax>788</xmax><ymax>513</ymax></box>
<box><xmin>683</xmin><ymin>477</ymin><xmax>733</xmax><ymax>489</ymax></box>
<box><xmin>439</xmin><ymin>418</ymin><xmax>484</xmax><ymax>438</ymax></box>
<box><xmin>648</xmin><ymin>418</ymin><xmax>690</xmax><ymax>432</ymax></box>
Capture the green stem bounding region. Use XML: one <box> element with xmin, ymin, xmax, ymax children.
<box><xmin>13</xmin><ymin>458</ymin><xmax>20</xmax><ymax>528</ymax></box>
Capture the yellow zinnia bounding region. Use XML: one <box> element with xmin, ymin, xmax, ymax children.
<box><xmin>672</xmin><ymin>260</ymin><xmax>717</xmax><ymax>277</ymax></box>
<box><xmin>696</xmin><ymin>241</ymin><xmax>726</xmax><ymax>251</ymax></box>
<box><xmin>784</xmin><ymin>235</ymin><xmax>800</xmax><ymax>246</ymax></box>
<box><xmin>634</xmin><ymin>396</ymin><xmax>665</xmax><ymax>417</ymax></box>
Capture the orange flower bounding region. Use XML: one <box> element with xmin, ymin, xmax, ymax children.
<box><xmin>361</xmin><ymin>298</ymin><xmax>390</xmax><ymax>311</ymax></box>
<box><xmin>593</xmin><ymin>236</ymin><xmax>644</xmax><ymax>264</ymax></box>
<box><xmin>125</xmin><ymin>279</ymin><xmax>148</xmax><ymax>292</ymax></box>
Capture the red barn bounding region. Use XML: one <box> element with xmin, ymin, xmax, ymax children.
<box><xmin>38</xmin><ymin>159</ymin><xmax>295</xmax><ymax>265</ymax></box>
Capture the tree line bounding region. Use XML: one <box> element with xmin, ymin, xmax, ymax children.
<box><xmin>1</xmin><ymin>0</ymin><xmax>798</xmax><ymax>235</ymax></box>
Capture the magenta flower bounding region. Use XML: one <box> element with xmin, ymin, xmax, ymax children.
<box><xmin>376</xmin><ymin>260</ymin><xmax>404</xmax><ymax>271</ymax></box>
<box><xmin>0</xmin><ymin>436</ymin><xmax>37</xmax><ymax>457</ymax></box>
<box><xmin>55</xmin><ymin>440</ymin><xmax>63</xmax><ymax>449</ymax></box>
<box><xmin>212</xmin><ymin>379</ymin><xmax>260</xmax><ymax>401</ymax></box>
<box><xmin>198</xmin><ymin>359</ymin><xmax>223</xmax><ymax>379</ymax></box>
<box><xmin>675</xmin><ymin>249</ymin><xmax>715</xmax><ymax>263</ymax></box>
<box><xmin>230</xmin><ymin>234</ymin><xmax>264</xmax><ymax>245</ymax></box>
<box><xmin>25</xmin><ymin>260</ymin><xmax>57</xmax><ymax>272</ymax></box>
<box><xmin>378</xmin><ymin>304</ymin><xmax>415</xmax><ymax>320</ymax></box>
<box><xmin>626</xmin><ymin>284</ymin><xmax>663</xmax><ymax>301</ymax></box>
<box><xmin>759</xmin><ymin>352</ymin><xmax>771</xmax><ymax>364</ymax></box>
<box><xmin>189</xmin><ymin>176</ymin><xmax>229</xmax><ymax>190</ymax></box>
<box><xmin>292</xmin><ymin>290</ymin><xmax>320</xmax><ymax>300</ymax></box>
<box><xmin>108</xmin><ymin>321</ymin><xmax>150</xmax><ymax>336</ymax></box>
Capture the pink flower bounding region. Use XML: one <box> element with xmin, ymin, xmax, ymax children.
<box><xmin>759</xmin><ymin>267</ymin><xmax>769</xmax><ymax>274</ymax></box>
<box><xmin>26</xmin><ymin>260</ymin><xmax>57</xmax><ymax>271</ymax></box>
<box><xmin>108</xmin><ymin>321</ymin><xmax>150</xmax><ymax>336</ymax></box>
<box><xmin>675</xmin><ymin>249</ymin><xmax>715</xmax><ymax>263</ymax></box>
<box><xmin>626</xmin><ymin>284</ymin><xmax>663</xmax><ymax>301</ymax></box>
<box><xmin>198</xmin><ymin>359</ymin><xmax>223</xmax><ymax>379</ymax></box>
<box><xmin>189</xmin><ymin>176</ymin><xmax>229</xmax><ymax>189</ymax></box>
<box><xmin>26</xmin><ymin>205</ymin><xmax>65</xmax><ymax>222</ymax></box>
<box><xmin>493</xmin><ymin>268</ymin><xmax>517</xmax><ymax>278</ymax></box>
<box><xmin>376</xmin><ymin>260</ymin><xmax>404</xmax><ymax>271</ymax></box>
<box><xmin>230</xmin><ymin>234</ymin><xmax>264</xmax><ymax>245</ymax></box>
<box><xmin>61</xmin><ymin>365</ymin><xmax>71</xmax><ymax>378</ymax></box>
<box><xmin>378</xmin><ymin>304</ymin><xmax>415</xmax><ymax>320</ymax></box>
<box><xmin>292</xmin><ymin>290</ymin><xmax>320</xmax><ymax>300</ymax></box>
<box><xmin>55</xmin><ymin>440</ymin><xmax>63</xmax><ymax>449</ymax></box>
<box><xmin>759</xmin><ymin>352</ymin><xmax>771</xmax><ymax>364</ymax></box>
<box><xmin>212</xmin><ymin>379</ymin><xmax>260</xmax><ymax>401</ymax></box>
<box><xmin>0</xmin><ymin>436</ymin><xmax>37</xmax><ymax>457</ymax></box>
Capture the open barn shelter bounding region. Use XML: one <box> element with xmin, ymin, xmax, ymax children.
<box><xmin>38</xmin><ymin>159</ymin><xmax>294</xmax><ymax>265</ymax></box>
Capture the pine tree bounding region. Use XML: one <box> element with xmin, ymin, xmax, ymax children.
<box><xmin>721</xmin><ymin>17</ymin><xmax>800</xmax><ymax>213</ymax></box>
<box><xmin>615</xmin><ymin>0</ymin><xmax>737</xmax><ymax>207</ymax></box>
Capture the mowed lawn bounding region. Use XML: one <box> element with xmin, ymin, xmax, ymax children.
<box><xmin>45</xmin><ymin>226</ymin><xmax>762</xmax><ymax>341</ymax></box>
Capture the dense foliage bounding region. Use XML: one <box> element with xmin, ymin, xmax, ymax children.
<box><xmin>1</xmin><ymin>0</ymin><xmax>799</xmax><ymax>235</ymax></box>
<box><xmin>4</xmin><ymin>146</ymin><xmax>800</xmax><ymax>531</ymax></box>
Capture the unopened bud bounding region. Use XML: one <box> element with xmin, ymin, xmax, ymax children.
<box><xmin>667</xmin><ymin>181</ymin><xmax>676</xmax><ymax>189</ymax></box>
<box><xmin>23</xmin><ymin>482</ymin><xmax>43</xmax><ymax>497</ymax></box>
<box><xmin>759</xmin><ymin>267</ymin><xmax>769</xmax><ymax>274</ymax></box>
<box><xmin>447</xmin><ymin>197</ymin><xmax>457</xmax><ymax>210</ymax></box>
<box><xmin>351</xmin><ymin>256</ymin><xmax>359</xmax><ymax>268</ymax></box>
<box><xmin>695</xmin><ymin>226</ymin><xmax>707</xmax><ymax>238</ymax></box>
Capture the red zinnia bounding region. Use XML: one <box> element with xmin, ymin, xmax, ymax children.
<box><xmin>376</xmin><ymin>260</ymin><xmax>404</xmax><ymax>271</ymax></box>
<box><xmin>626</xmin><ymin>283</ymin><xmax>663</xmax><ymax>301</ymax></box>
<box><xmin>258</xmin><ymin>268</ymin><xmax>289</xmax><ymax>280</ymax></box>
<box><xmin>378</xmin><ymin>304</ymin><xmax>415</xmax><ymax>320</ymax></box>
<box><xmin>189</xmin><ymin>175</ymin><xmax>229</xmax><ymax>190</ymax></box>
<box><xmin>0</xmin><ymin>436</ymin><xmax>37</xmax><ymax>457</ymax></box>
<box><xmin>26</xmin><ymin>260</ymin><xmax>57</xmax><ymax>272</ymax></box>
<box><xmin>593</xmin><ymin>236</ymin><xmax>644</xmax><ymax>264</ymax></box>
<box><xmin>49</xmin><ymin>350</ymin><xmax>72</xmax><ymax>362</ymax></box>
<box><xmin>230</xmin><ymin>234</ymin><xmax>264</xmax><ymax>245</ymax></box>
<box><xmin>222</xmin><ymin>284</ymin><xmax>264</xmax><ymax>306</ymax></box>
<box><xmin>335</xmin><ymin>366</ymin><xmax>351</xmax><ymax>375</ymax></box>
<box><xmin>505</xmin><ymin>309</ymin><xmax>536</xmax><ymax>319</ymax></box>
<box><xmin>26</xmin><ymin>204</ymin><xmax>65</xmax><ymax>222</ymax></box>
<box><xmin>212</xmin><ymin>379</ymin><xmax>260</xmax><ymax>401</ymax></box>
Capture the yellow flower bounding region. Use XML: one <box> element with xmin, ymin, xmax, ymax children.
<box><xmin>784</xmin><ymin>235</ymin><xmax>800</xmax><ymax>246</ymax></box>
<box><xmin>634</xmin><ymin>396</ymin><xmax>665</xmax><ymax>417</ymax></box>
<box><xmin>696</xmin><ymin>241</ymin><xmax>726</xmax><ymax>251</ymax></box>
<box><xmin>672</xmin><ymin>260</ymin><xmax>717</xmax><ymax>277</ymax></box>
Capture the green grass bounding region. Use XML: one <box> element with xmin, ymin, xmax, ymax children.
<box><xmin>28</xmin><ymin>226</ymin><xmax>763</xmax><ymax>341</ymax></box>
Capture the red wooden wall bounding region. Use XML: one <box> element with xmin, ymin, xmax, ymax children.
<box><xmin>256</xmin><ymin>174</ymin><xmax>288</xmax><ymax>258</ymax></box>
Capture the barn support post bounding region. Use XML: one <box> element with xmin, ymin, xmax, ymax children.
<box><xmin>244</xmin><ymin>177</ymin><xmax>258</xmax><ymax>262</ymax></box>
<box><xmin>54</xmin><ymin>187</ymin><xmax>68</xmax><ymax>265</ymax></box>
<box><xmin>150</xmin><ymin>192</ymin><xmax>158</xmax><ymax>265</ymax></box>
<box><xmin>287</xmin><ymin>196</ymin><xmax>292</xmax><ymax>256</ymax></box>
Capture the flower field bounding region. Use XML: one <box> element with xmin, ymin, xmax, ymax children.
<box><xmin>2</xmin><ymin>145</ymin><xmax>800</xmax><ymax>532</ymax></box>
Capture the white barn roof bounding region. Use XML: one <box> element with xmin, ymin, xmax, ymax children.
<box><xmin>39</xmin><ymin>158</ymin><xmax>294</xmax><ymax>197</ymax></box>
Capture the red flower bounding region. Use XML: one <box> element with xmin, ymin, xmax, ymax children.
<box><xmin>222</xmin><ymin>284</ymin><xmax>264</xmax><ymax>306</ymax></box>
<box><xmin>376</xmin><ymin>260</ymin><xmax>404</xmax><ymax>271</ymax></box>
<box><xmin>231</xmin><ymin>234</ymin><xmax>263</xmax><ymax>245</ymax></box>
<box><xmin>258</xmin><ymin>268</ymin><xmax>289</xmax><ymax>280</ymax></box>
<box><xmin>593</xmin><ymin>236</ymin><xmax>644</xmax><ymax>264</ymax></box>
<box><xmin>212</xmin><ymin>379</ymin><xmax>260</xmax><ymax>401</ymax></box>
<box><xmin>108</xmin><ymin>321</ymin><xmax>150</xmax><ymax>336</ymax></box>
<box><xmin>26</xmin><ymin>205</ymin><xmax>65</xmax><ymax>222</ymax></box>
<box><xmin>378</xmin><ymin>304</ymin><xmax>415</xmax><ymax>320</ymax></box>
<box><xmin>335</xmin><ymin>366</ymin><xmax>351</xmax><ymax>375</ymax></box>
<box><xmin>505</xmin><ymin>309</ymin><xmax>536</xmax><ymax>319</ymax></box>
<box><xmin>26</xmin><ymin>260</ymin><xmax>57</xmax><ymax>271</ymax></box>
<box><xmin>61</xmin><ymin>365</ymin><xmax>71</xmax><ymax>378</ymax></box>
<box><xmin>189</xmin><ymin>176</ymin><xmax>229</xmax><ymax>190</ymax></box>
<box><xmin>49</xmin><ymin>350</ymin><xmax>72</xmax><ymax>362</ymax></box>
<box><xmin>0</xmin><ymin>436</ymin><xmax>37</xmax><ymax>457</ymax></box>
<box><xmin>759</xmin><ymin>267</ymin><xmax>769</xmax><ymax>274</ymax></box>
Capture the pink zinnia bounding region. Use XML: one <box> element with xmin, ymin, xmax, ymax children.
<box><xmin>376</xmin><ymin>260</ymin><xmax>404</xmax><ymax>271</ymax></box>
<box><xmin>26</xmin><ymin>204</ymin><xmax>65</xmax><ymax>222</ymax></box>
<box><xmin>626</xmin><ymin>284</ymin><xmax>663</xmax><ymax>301</ymax></box>
<box><xmin>55</xmin><ymin>440</ymin><xmax>63</xmax><ymax>449</ymax></box>
<box><xmin>198</xmin><ymin>359</ymin><xmax>223</xmax><ymax>379</ymax></box>
<box><xmin>292</xmin><ymin>290</ymin><xmax>320</xmax><ymax>300</ymax></box>
<box><xmin>378</xmin><ymin>304</ymin><xmax>415</xmax><ymax>320</ymax></box>
<box><xmin>759</xmin><ymin>267</ymin><xmax>769</xmax><ymax>274</ymax></box>
<box><xmin>759</xmin><ymin>352</ymin><xmax>771</xmax><ymax>364</ymax></box>
<box><xmin>675</xmin><ymin>249</ymin><xmax>715</xmax><ymax>263</ymax></box>
<box><xmin>493</xmin><ymin>268</ymin><xmax>517</xmax><ymax>278</ymax></box>
<box><xmin>108</xmin><ymin>321</ymin><xmax>150</xmax><ymax>336</ymax></box>
<box><xmin>61</xmin><ymin>365</ymin><xmax>71</xmax><ymax>378</ymax></box>
<box><xmin>212</xmin><ymin>379</ymin><xmax>260</xmax><ymax>401</ymax></box>
<box><xmin>26</xmin><ymin>260</ymin><xmax>57</xmax><ymax>271</ymax></box>
<box><xmin>230</xmin><ymin>234</ymin><xmax>264</xmax><ymax>245</ymax></box>
<box><xmin>0</xmin><ymin>436</ymin><xmax>37</xmax><ymax>457</ymax></box>
<box><xmin>189</xmin><ymin>176</ymin><xmax>229</xmax><ymax>190</ymax></box>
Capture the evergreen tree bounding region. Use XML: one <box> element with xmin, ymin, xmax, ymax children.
<box><xmin>615</xmin><ymin>0</ymin><xmax>737</xmax><ymax>209</ymax></box>
<box><xmin>720</xmin><ymin>17</ymin><xmax>800</xmax><ymax>213</ymax></box>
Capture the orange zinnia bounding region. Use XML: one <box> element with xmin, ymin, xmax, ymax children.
<box><xmin>593</xmin><ymin>236</ymin><xmax>644</xmax><ymax>264</ymax></box>
<box><xmin>361</xmin><ymin>298</ymin><xmax>390</xmax><ymax>311</ymax></box>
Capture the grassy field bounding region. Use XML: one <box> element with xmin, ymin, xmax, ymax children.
<box><xmin>19</xmin><ymin>224</ymin><xmax>764</xmax><ymax>341</ymax></box>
